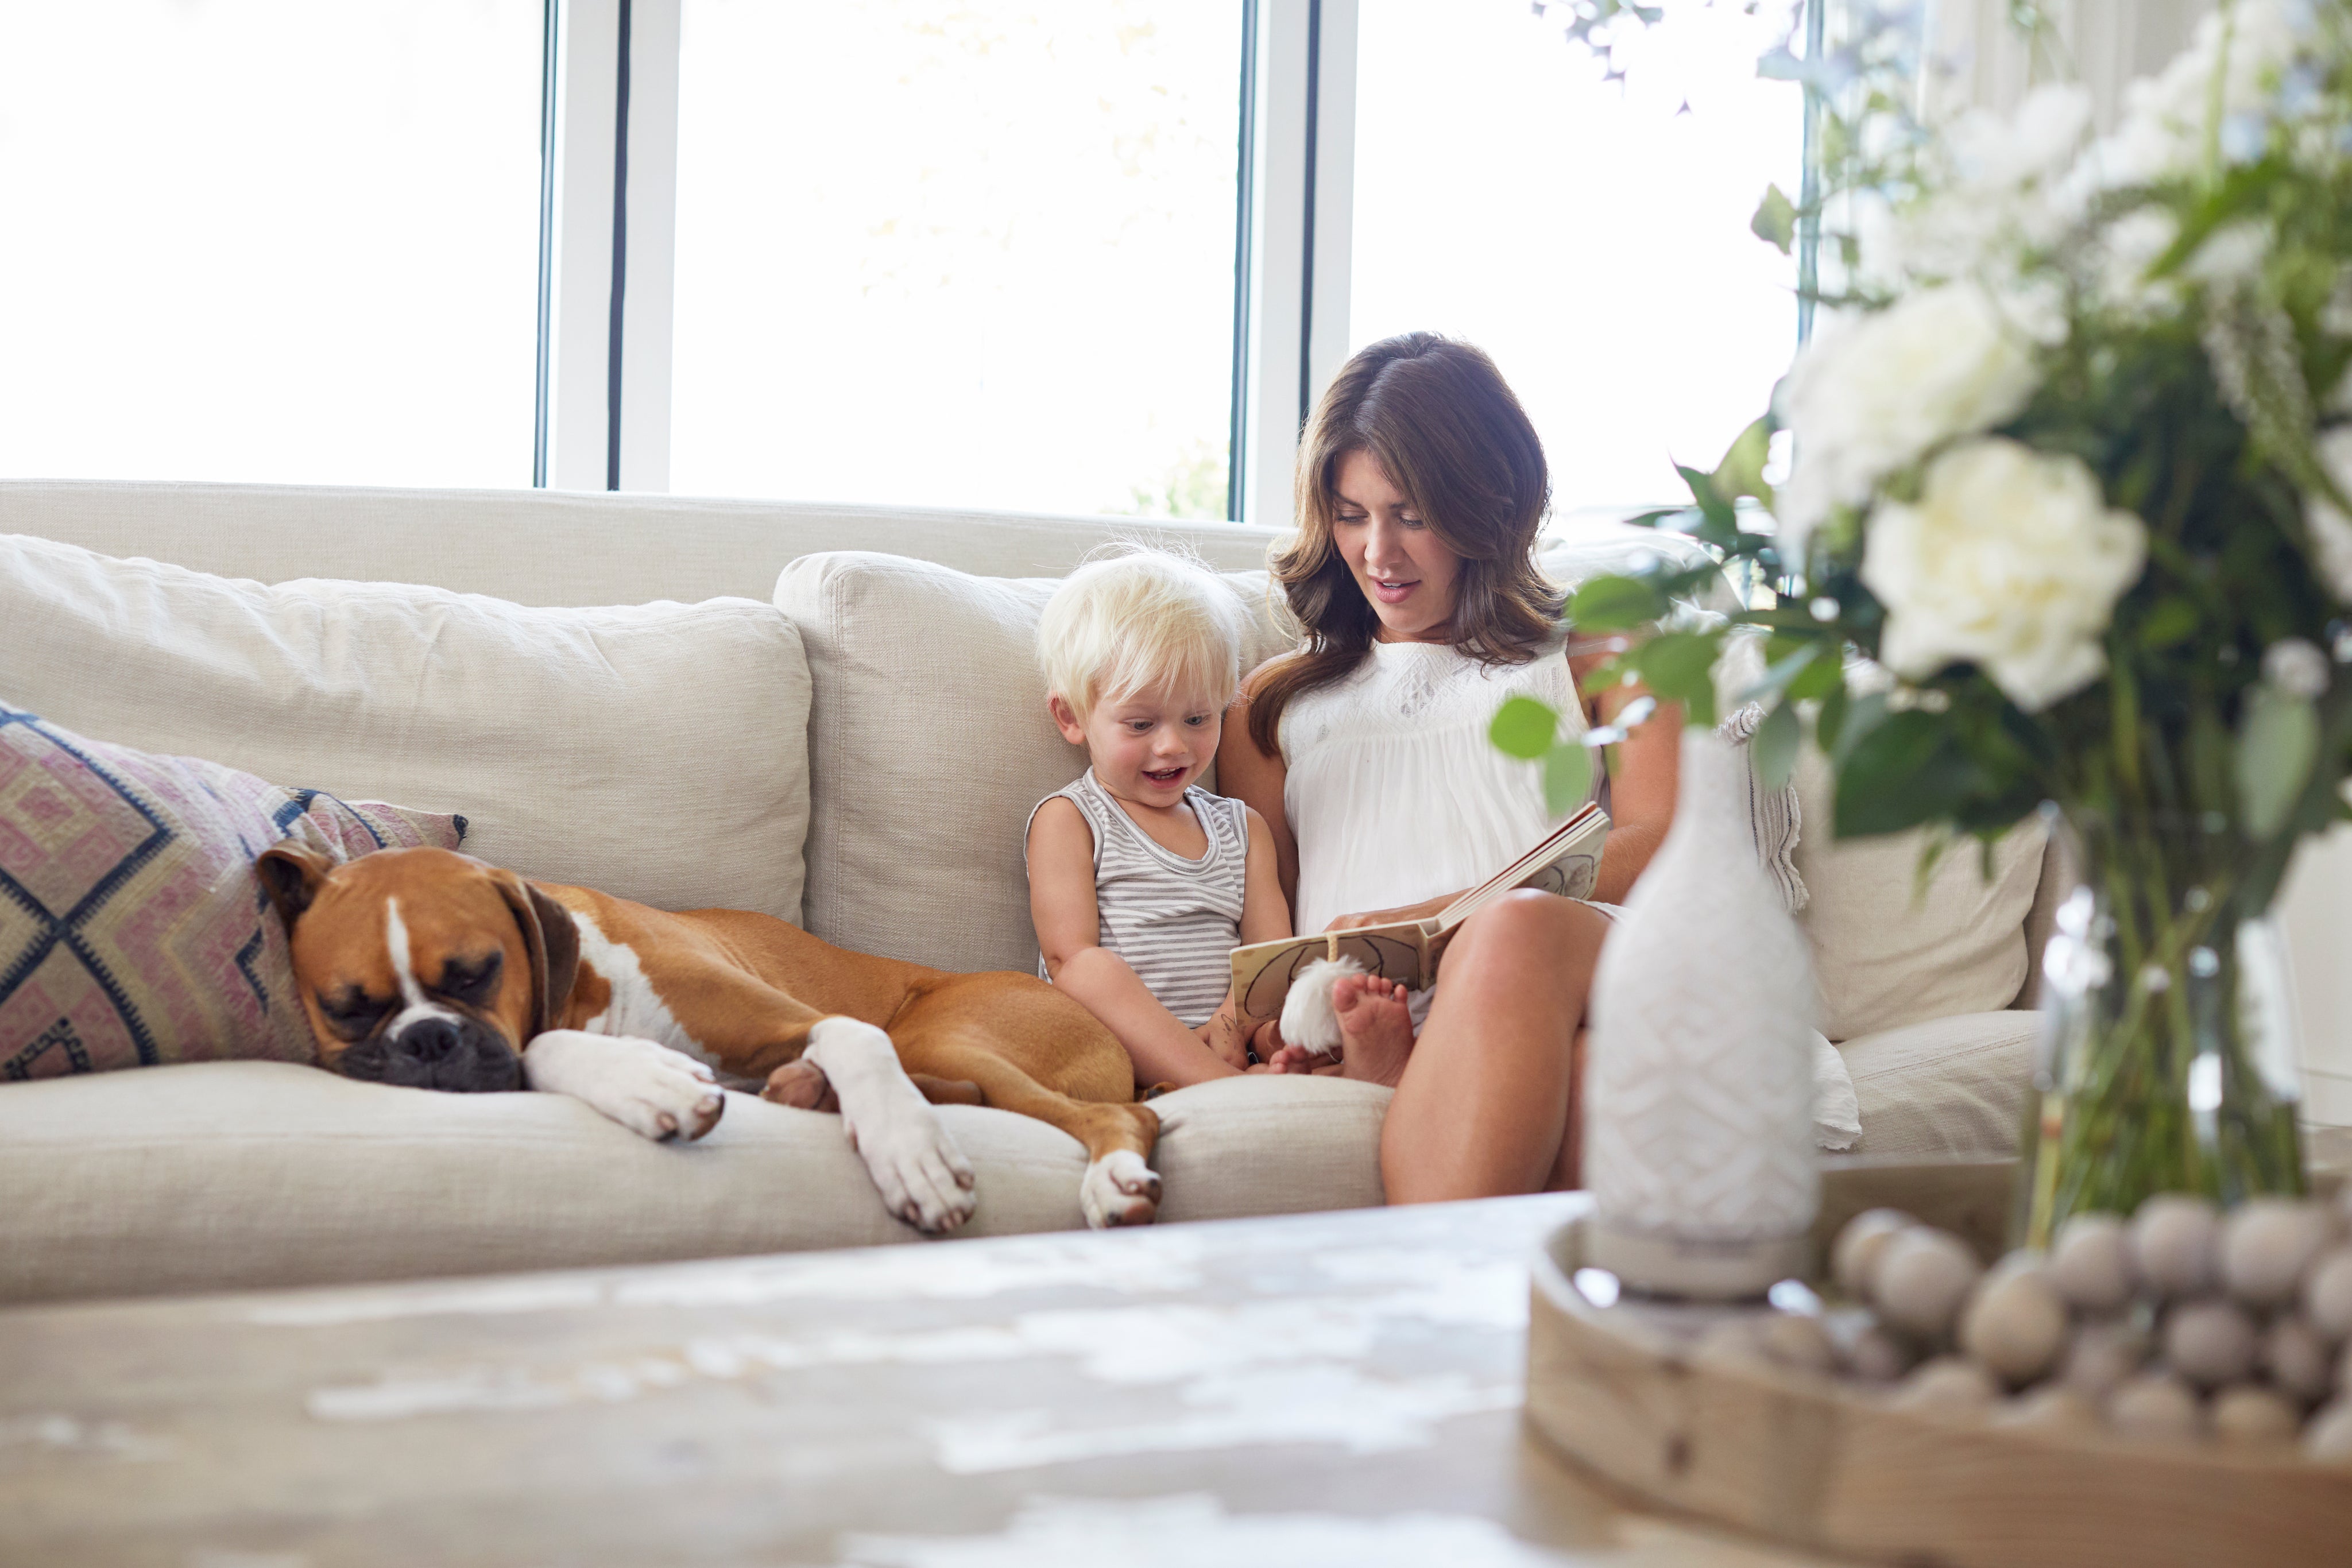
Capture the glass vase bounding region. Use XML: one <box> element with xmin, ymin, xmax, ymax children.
<box><xmin>2016</xmin><ymin>808</ymin><xmax>2306</xmax><ymax>1248</ymax></box>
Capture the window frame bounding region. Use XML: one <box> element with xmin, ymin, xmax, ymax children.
<box><xmin>538</xmin><ymin>0</ymin><xmax>1817</xmax><ymax>521</ymax></box>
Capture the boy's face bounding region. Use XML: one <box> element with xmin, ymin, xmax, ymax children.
<box><xmin>1050</xmin><ymin>682</ymin><xmax>1223</xmax><ymax>811</ymax></box>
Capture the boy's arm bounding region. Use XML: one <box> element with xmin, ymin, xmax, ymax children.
<box><xmin>1028</xmin><ymin>797</ymin><xmax>1244</xmax><ymax>1087</ymax></box>
<box><xmin>1195</xmin><ymin>804</ymin><xmax>1310</xmax><ymax>1071</ymax></box>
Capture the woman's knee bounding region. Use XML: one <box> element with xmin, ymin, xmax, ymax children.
<box><xmin>1451</xmin><ymin>890</ymin><xmax>1608</xmax><ymax>970</ymax></box>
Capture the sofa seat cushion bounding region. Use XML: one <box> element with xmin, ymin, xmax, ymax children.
<box><xmin>1836</xmin><ymin>1009</ymin><xmax>2036</xmax><ymax>1160</ymax></box>
<box><xmin>0</xmin><ymin>1063</ymin><xmax>1390</xmax><ymax>1305</ymax></box>
<box><xmin>0</xmin><ymin>532</ymin><xmax>813</xmax><ymax>922</ymax></box>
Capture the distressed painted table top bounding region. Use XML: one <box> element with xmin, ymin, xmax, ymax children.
<box><xmin>0</xmin><ymin>1194</ymin><xmax>1832</xmax><ymax>1567</ymax></box>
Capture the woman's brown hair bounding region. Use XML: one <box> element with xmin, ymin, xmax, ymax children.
<box><xmin>1246</xmin><ymin>332</ymin><xmax>1564</xmax><ymax>754</ymax></box>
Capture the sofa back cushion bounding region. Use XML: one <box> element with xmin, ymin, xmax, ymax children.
<box><xmin>1</xmin><ymin>533</ymin><xmax>813</xmax><ymax>921</ymax></box>
<box><xmin>776</xmin><ymin>552</ymin><xmax>1293</xmax><ymax>973</ymax></box>
<box><xmin>1793</xmin><ymin>738</ymin><xmax>2048</xmax><ymax>1042</ymax></box>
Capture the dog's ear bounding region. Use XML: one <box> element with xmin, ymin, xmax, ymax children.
<box><xmin>256</xmin><ymin>843</ymin><xmax>336</xmax><ymax>931</ymax></box>
<box><xmin>496</xmin><ymin>870</ymin><xmax>580</xmax><ymax>1038</ymax></box>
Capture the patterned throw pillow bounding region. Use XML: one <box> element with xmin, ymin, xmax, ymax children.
<box><xmin>0</xmin><ymin>702</ymin><xmax>466</xmax><ymax>1080</ymax></box>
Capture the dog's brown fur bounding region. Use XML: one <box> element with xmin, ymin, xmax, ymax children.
<box><xmin>259</xmin><ymin>846</ymin><xmax>1158</xmax><ymax>1184</ymax></box>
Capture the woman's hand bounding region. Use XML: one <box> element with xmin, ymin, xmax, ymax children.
<box><xmin>1323</xmin><ymin>893</ymin><xmax>1459</xmax><ymax>932</ymax></box>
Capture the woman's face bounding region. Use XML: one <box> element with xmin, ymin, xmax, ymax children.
<box><xmin>1330</xmin><ymin>448</ymin><xmax>1460</xmax><ymax>644</ymax></box>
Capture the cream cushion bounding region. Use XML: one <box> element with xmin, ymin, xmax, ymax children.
<box><xmin>0</xmin><ymin>532</ymin><xmax>811</xmax><ymax>922</ymax></box>
<box><xmin>0</xmin><ymin>1062</ymin><xmax>1390</xmax><ymax>1305</ymax></box>
<box><xmin>1793</xmin><ymin>739</ymin><xmax>2048</xmax><ymax>1042</ymax></box>
<box><xmin>1834</xmin><ymin>1010</ymin><xmax>2037</xmax><ymax>1160</ymax></box>
<box><xmin>776</xmin><ymin>551</ymin><xmax>1293</xmax><ymax>971</ymax></box>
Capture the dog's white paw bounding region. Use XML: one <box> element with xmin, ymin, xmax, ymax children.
<box><xmin>1279</xmin><ymin>955</ymin><xmax>1361</xmax><ymax>1060</ymax></box>
<box><xmin>522</xmin><ymin>1029</ymin><xmax>725</xmax><ymax>1143</ymax></box>
<box><xmin>804</xmin><ymin>1017</ymin><xmax>978</xmax><ymax>1235</ymax></box>
<box><xmin>843</xmin><ymin>1099</ymin><xmax>980</xmax><ymax>1234</ymax></box>
<box><xmin>1080</xmin><ymin>1149</ymin><xmax>1161</xmax><ymax>1229</ymax></box>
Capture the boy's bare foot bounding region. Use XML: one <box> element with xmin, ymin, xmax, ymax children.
<box><xmin>1333</xmin><ymin>974</ymin><xmax>1414</xmax><ymax>1088</ymax></box>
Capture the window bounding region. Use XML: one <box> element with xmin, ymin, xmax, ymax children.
<box><xmin>666</xmin><ymin>1</ymin><xmax>1245</xmax><ymax>518</ymax></box>
<box><xmin>3</xmin><ymin>2</ymin><xmax>1804</xmax><ymax>514</ymax></box>
<box><xmin>0</xmin><ymin>1</ymin><xmax>546</xmax><ymax>487</ymax></box>
<box><xmin>1348</xmin><ymin>0</ymin><xmax>1803</xmax><ymax>510</ymax></box>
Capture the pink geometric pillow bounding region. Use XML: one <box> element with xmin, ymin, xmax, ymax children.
<box><xmin>0</xmin><ymin>701</ymin><xmax>465</xmax><ymax>1079</ymax></box>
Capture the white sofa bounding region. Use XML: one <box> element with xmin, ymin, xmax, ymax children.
<box><xmin>0</xmin><ymin>480</ymin><xmax>2059</xmax><ymax>1306</ymax></box>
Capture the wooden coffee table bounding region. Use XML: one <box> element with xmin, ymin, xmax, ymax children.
<box><xmin>0</xmin><ymin>1194</ymin><xmax>1834</xmax><ymax>1566</ymax></box>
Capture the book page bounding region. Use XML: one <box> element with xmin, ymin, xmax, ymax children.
<box><xmin>1433</xmin><ymin>804</ymin><xmax>1610</xmax><ymax>932</ymax></box>
<box><xmin>1226</xmin><ymin>804</ymin><xmax>1611</xmax><ymax>1021</ymax></box>
<box><xmin>1231</xmin><ymin>922</ymin><xmax>1432</xmax><ymax>1023</ymax></box>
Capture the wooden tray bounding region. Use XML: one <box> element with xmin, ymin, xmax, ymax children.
<box><xmin>1526</xmin><ymin>1158</ymin><xmax>2352</xmax><ymax>1566</ymax></box>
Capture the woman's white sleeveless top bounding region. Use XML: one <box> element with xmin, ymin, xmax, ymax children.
<box><xmin>1279</xmin><ymin>633</ymin><xmax>1592</xmax><ymax>938</ymax></box>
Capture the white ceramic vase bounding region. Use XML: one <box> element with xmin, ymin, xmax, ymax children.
<box><xmin>1583</xmin><ymin>726</ymin><xmax>1821</xmax><ymax>1298</ymax></box>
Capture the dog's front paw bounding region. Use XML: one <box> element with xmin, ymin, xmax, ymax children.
<box><xmin>844</xmin><ymin>1099</ymin><xmax>978</xmax><ymax>1234</ymax></box>
<box><xmin>804</xmin><ymin>1017</ymin><xmax>978</xmax><ymax>1234</ymax></box>
<box><xmin>523</xmin><ymin>1030</ymin><xmax>725</xmax><ymax>1143</ymax></box>
<box><xmin>1080</xmin><ymin>1149</ymin><xmax>1161</xmax><ymax>1229</ymax></box>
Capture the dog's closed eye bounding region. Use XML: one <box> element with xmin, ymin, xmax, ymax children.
<box><xmin>436</xmin><ymin>952</ymin><xmax>503</xmax><ymax>1005</ymax></box>
<box><xmin>319</xmin><ymin>988</ymin><xmax>390</xmax><ymax>1039</ymax></box>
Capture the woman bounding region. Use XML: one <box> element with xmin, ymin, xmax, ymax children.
<box><xmin>1217</xmin><ymin>333</ymin><xmax>1679</xmax><ymax>1203</ymax></box>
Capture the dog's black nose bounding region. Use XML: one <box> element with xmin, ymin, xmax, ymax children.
<box><xmin>398</xmin><ymin>1017</ymin><xmax>462</xmax><ymax>1064</ymax></box>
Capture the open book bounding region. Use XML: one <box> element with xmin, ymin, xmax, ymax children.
<box><xmin>1231</xmin><ymin>803</ymin><xmax>1611</xmax><ymax>1024</ymax></box>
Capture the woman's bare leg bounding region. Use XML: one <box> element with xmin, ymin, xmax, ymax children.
<box><xmin>1380</xmin><ymin>891</ymin><xmax>1609</xmax><ymax>1204</ymax></box>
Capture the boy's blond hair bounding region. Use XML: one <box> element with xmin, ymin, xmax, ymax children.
<box><xmin>1037</xmin><ymin>545</ymin><xmax>1249</xmax><ymax>722</ymax></box>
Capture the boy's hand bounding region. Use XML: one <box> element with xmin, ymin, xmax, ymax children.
<box><xmin>1203</xmin><ymin>1012</ymin><xmax>1254</xmax><ymax>1073</ymax></box>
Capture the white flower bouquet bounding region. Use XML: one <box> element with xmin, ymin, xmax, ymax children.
<box><xmin>1537</xmin><ymin>1</ymin><xmax>2352</xmax><ymax>1235</ymax></box>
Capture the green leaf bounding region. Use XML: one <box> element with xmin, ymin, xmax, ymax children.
<box><xmin>1544</xmin><ymin>741</ymin><xmax>1595</xmax><ymax>816</ymax></box>
<box><xmin>1633</xmin><ymin>632</ymin><xmax>1720</xmax><ymax>704</ymax></box>
<box><xmin>1675</xmin><ymin>463</ymin><xmax>1739</xmax><ymax>547</ymax></box>
<box><xmin>1750</xmin><ymin>639</ymin><xmax>1834</xmax><ymax>710</ymax></box>
<box><xmin>1489</xmin><ymin>695</ymin><xmax>1561</xmax><ymax>761</ymax></box>
<box><xmin>1750</xmin><ymin>183</ymin><xmax>1798</xmax><ymax>254</ymax></box>
<box><xmin>2139</xmin><ymin>596</ymin><xmax>2200</xmax><ymax>651</ymax></box>
<box><xmin>1817</xmin><ymin>683</ymin><xmax>1851</xmax><ymax>752</ymax></box>
<box><xmin>1753</xmin><ymin>700</ymin><xmax>1800</xmax><ymax>792</ymax></box>
<box><xmin>1835</xmin><ymin>710</ymin><xmax>1975</xmax><ymax>838</ymax></box>
<box><xmin>1787</xmin><ymin>649</ymin><xmax>1844</xmax><ymax>703</ymax></box>
<box><xmin>1569</xmin><ymin>574</ymin><xmax>1664</xmax><ymax>632</ymax></box>
<box><xmin>1712</xmin><ymin>415</ymin><xmax>1776</xmax><ymax>506</ymax></box>
<box><xmin>1829</xmin><ymin>690</ymin><xmax>1890</xmax><ymax>765</ymax></box>
<box><xmin>2237</xmin><ymin>686</ymin><xmax>2320</xmax><ymax>839</ymax></box>
<box><xmin>1580</xmin><ymin>657</ymin><xmax>1634</xmax><ymax>698</ymax></box>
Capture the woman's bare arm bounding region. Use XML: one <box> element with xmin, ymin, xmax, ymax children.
<box><xmin>1027</xmin><ymin>797</ymin><xmax>1244</xmax><ymax>1086</ymax></box>
<box><xmin>1216</xmin><ymin>662</ymin><xmax>1298</xmax><ymax>908</ymax></box>
<box><xmin>1572</xmin><ymin>647</ymin><xmax>1681</xmax><ymax>904</ymax></box>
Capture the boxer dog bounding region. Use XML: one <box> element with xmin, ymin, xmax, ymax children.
<box><xmin>255</xmin><ymin>845</ymin><xmax>1162</xmax><ymax>1233</ymax></box>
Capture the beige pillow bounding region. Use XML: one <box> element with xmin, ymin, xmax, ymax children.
<box><xmin>0</xmin><ymin>532</ymin><xmax>812</xmax><ymax>921</ymax></box>
<box><xmin>776</xmin><ymin>551</ymin><xmax>1292</xmax><ymax>973</ymax></box>
<box><xmin>1794</xmin><ymin>738</ymin><xmax>2048</xmax><ymax>1042</ymax></box>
